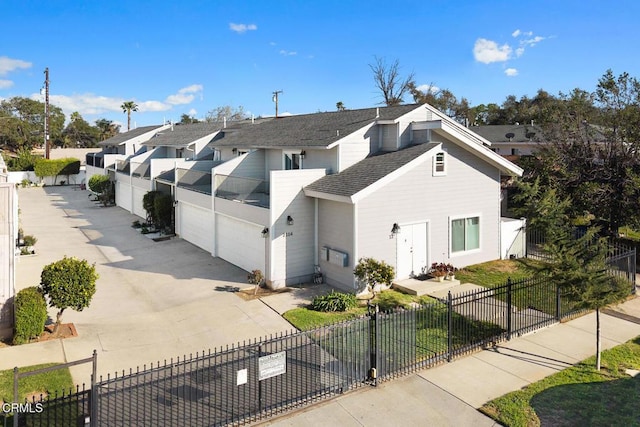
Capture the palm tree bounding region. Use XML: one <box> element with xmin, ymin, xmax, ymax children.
<box><xmin>121</xmin><ymin>101</ymin><xmax>139</xmax><ymax>131</ymax></box>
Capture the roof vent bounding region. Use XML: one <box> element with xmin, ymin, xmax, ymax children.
<box><xmin>376</xmin><ymin>107</ymin><xmax>380</xmax><ymax>118</ymax></box>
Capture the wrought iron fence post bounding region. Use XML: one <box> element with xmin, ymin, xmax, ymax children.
<box><xmin>258</xmin><ymin>344</ymin><xmax>263</xmax><ymax>413</ymax></box>
<box><xmin>90</xmin><ymin>349</ymin><xmax>97</xmax><ymax>427</ymax></box>
<box><xmin>507</xmin><ymin>277</ymin><xmax>512</xmax><ymax>340</ymax></box>
<box><xmin>555</xmin><ymin>283</ymin><xmax>561</xmax><ymax>321</ymax></box>
<box><xmin>13</xmin><ymin>367</ymin><xmax>18</xmax><ymax>427</ymax></box>
<box><xmin>368</xmin><ymin>303</ymin><xmax>379</xmax><ymax>386</ymax></box>
<box><xmin>447</xmin><ymin>291</ymin><xmax>452</xmax><ymax>363</ymax></box>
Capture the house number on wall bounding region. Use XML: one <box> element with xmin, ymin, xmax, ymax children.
<box><xmin>284</xmin><ymin>232</ymin><xmax>293</xmax><ymax>237</ymax></box>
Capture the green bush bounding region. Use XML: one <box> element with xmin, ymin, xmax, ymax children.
<box><xmin>13</xmin><ymin>287</ymin><xmax>48</xmax><ymax>345</ymax></box>
<box><xmin>34</xmin><ymin>158</ymin><xmax>80</xmax><ymax>182</ymax></box>
<box><xmin>310</xmin><ymin>291</ymin><xmax>358</xmax><ymax>312</ymax></box>
<box><xmin>88</xmin><ymin>174</ymin><xmax>110</xmax><ymax>193</ymax></box>
<box><xmin>142</xmin><ymin>191</ymin><xmax>161</xmax><ymax>226</ymax></box>
<box><xmin>6</xmin><ymin>149</ymin><xmax>38</xmax><ymax>171</ymax></box>
<box><xmin>23</xmin><ymin>235</ymin><xmax>37</xmax><ymax>247</ymax></box>
<box><xmin>354</xmin><ymin>257</ymin><xmax>395</xmax><ymax>295</ymax></box>
<box><xmin>154</xmin><ymin>193</ymin><xmax>173</xmax><ymax>232</ymax></box>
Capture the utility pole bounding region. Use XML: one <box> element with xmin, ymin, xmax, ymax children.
<box><xmin>44</xmin><ymin>67</ymin><xmax>50</xmax><ymax>159</ymax></box>
<box><xmin>272</xmin><ymin>90</ymin><xmax>283</xmax><ymax>118</ymax></box>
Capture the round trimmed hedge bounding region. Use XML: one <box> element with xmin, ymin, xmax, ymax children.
<box><xmin>13</xmin><ymin>286</ymin><xmax>48</xmax><ymax>345</ymax></box>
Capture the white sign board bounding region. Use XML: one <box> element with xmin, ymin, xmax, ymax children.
<box><xmin>236</xmin><ymin>369</ymin><xmax>248</xmax><ymax>386</ymax></box>
<box><xmin>258</xmin><ymin>351</ymin><xmax>286</xmax><ymax>381</ymax></box>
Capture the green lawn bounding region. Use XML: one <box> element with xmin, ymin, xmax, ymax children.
<box><xmin>0</xmin><ymin>363</ymin><xmax>74</xmax><ymax>402</ymax></box>
<box><xmin>283</xmin><ymin>289</ymin><xmax>435</xmax><ymax>331</ymax></box>
<box><xmin>480</xmin><ymin>336</ymin><xmax>640</xmax><ymax>426</ymax></box>
<box><xmin>455</xmin><ymin>258</ymin><xmax>542</xmax><ymax>288</ymax></box>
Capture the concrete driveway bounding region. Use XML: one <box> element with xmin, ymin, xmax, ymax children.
<box><xmin>12</xmin><ymin>185</ymin><xmax>295</xmax><ymax>383</ymax></box>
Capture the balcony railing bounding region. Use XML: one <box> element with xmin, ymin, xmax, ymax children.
<box><xmin>115</xmin><ymin>160</ymin><xmax>130</xmax><ymax>174</ymax></box>
<box><xmin>176</xmin><ymin>168</ymin><xmax>212</xmax><ymax>195</ymax></box>
<box><xmin>86</xmin><ymin>153</ymin><xmax>104</xmax><ymax>168</ymax></box>
<box><xmin>131</xmin><ymin>163</ymin><xmax>150</xmax><ymax>179</ymax></box>
<box><xmin>215</xmin><ymin>175</ymin><xmax>269</xmax><ymax>208</ymax></box>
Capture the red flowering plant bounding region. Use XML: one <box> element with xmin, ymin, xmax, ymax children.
<box><xmin>429</xmin><ymin>262</ymin><xmax>455</xmax><ymax>278</ymax></box>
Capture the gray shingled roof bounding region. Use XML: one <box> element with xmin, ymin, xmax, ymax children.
<box><xmin>142</xmin><ymin>122</ymin><xmax>223</xmax><ymax>147</ymax></box>
<box><xmin>211</xmin><ymin>104</ymin><xmax>421</xmax><ymax>149</ymax></box>
<box><xmin>470</xmin><ymin>124</ymin><xmax>545</xmax><ymax>143</ymax></box>
<box><xmin>98</xmin><ymin>125</ymin><xmax>165</xmax><ymax>147</ymax></box>
<box><xmin>305</xmin><ymin>142</ymin><xmax>439</xmax><ymax>198</ymax></box>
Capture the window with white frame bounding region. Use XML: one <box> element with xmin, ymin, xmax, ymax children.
<box><xmin>433</xmin><ymin>151</ymin><xmax>446</xmax><ymax>176</ymax></box>
<box><xmin>451</xmin><ymin>216</ymin><xmax>480</xmax><ymax>253</ymax></box>
<box><xmin>284</xmin><ymin>152</ymin><xmax>302</xmax><ymax>170</ymax></box>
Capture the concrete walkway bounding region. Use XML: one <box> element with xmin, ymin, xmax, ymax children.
<box><xmin>6</xmin><ymin>186</ymin><xmax>305</xmax><ymax>383</ymax></box>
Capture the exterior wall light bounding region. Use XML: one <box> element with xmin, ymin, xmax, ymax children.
<box><xmin>287</xmin><ymin>215</ymin><xmax>294</xmax><ymax>226</ymax></box>
<box><xmin>391</xmin><ymin>223</ymin><xmax>401</xmax><ymax>236</ymax></box>
<box><xmin>261</xmin><ymin>227</ymin><xmax>269</xmax><ymax>238</ymax></box>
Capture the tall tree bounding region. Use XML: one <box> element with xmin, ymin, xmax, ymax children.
<box><xmin>544</xmin><ymin>225</ymin><xmax>630</xmax><ymax>370</ymax></box>
<box><xmin>95</xmin><ymin>118</ymin><xmax>120</xmax><ymax>140</ymax></box>
<box><xmin>205</xmin><ymin>105</ymin><xmax>247</xmax><ymax>124</ymax></box>
<box><xmin>369</xmin><ymin>56</ymin><xmax>415</xmax><ymax>106</ymax></box>
<box><xmin>180</xmin><ymin>113</ymin><xmax>199</xmax><ymax>124</ymax></box>
<box><xmin>336</xmin><ymin>101</ymin><xmax>346</xmax><ymax>111</ymax></box>
<box><xmin>62</xmin><ymin>112</ymin><xmax>100</xmax><ymax>147</ymax></box>
<box><xmin>0</xmin><ymin>97</ymin><xmax>65</xmax><ymax>151</ymax></box>
<box><xmin>121</xmin><ymin>101</ymin><xmax>139</xmax><ymax>131</ymax></box>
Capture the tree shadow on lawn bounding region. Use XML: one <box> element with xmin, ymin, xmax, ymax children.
<box><xmin>529</xmin><ymin>374</ymin><xmax>640</xmax><ymax>426</ymax></box>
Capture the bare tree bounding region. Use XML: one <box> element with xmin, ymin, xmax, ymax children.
<box><xmin>369</xmin><ymin>56</ymin><xmax>415</xmax><ymax>106</ymax></box>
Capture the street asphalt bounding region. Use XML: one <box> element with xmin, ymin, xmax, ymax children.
<box><xmin>4</xmin><ymin>185</ymin><xmax>640</xmax><ymax>426</ymax></box>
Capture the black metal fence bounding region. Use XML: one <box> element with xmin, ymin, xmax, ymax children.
<box><xmin>8</xmin><ymin>275</ymin><xmax>628</xmax><ymax>426</ymax></box>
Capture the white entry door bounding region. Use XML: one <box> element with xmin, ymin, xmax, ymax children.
<box><xmin>396</xmin><ymin>222</ymin><xmax>428</xmax><ymax>279</ymax></box>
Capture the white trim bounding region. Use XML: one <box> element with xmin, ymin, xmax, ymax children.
<box><xmin>432</xmin><ymin>150</ymin><xmax>447</xmax><ymax>177</ymax></box>
<box><xmin>352</xmin><ymin>202</ymin><xmax>358</xmax><ymax>289</ymax></box>
<box><xmin>302</xmin><ymin>189</ymin><xmax>352</xmax><ymax>204</ymax></box>
<box><xmin>449</xmin><ymin>213</ymin><xmax>482</xmax><ymax>257</ymax></box>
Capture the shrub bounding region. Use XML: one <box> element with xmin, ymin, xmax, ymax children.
<box><xmin>34</xmin><ymin>158</ymin><xmax>80</xmax><ymax>183</ymax></box>
<box><xmin>22</xmin><ymin>235</ymin><xmax>37</xmax><ymax>247</ymax></box>
<box><xmin>40</xmin><ymin>256</ymin><xmax>98</xmax><ymax>331</ymax></box>
<box><xmin>310</xmin><ymin>291</ymin><xmax>357</xmax><ymax>312</ymax></box>
<box><xmin>354</xmin><ymin>257</ymin><xmax>395</xmax><ymax>295</ymax></box>
<box><xmin>20</xmin><ymin>178</ymin><xmax>30</xmax><ymax>188</ymax></box>
<box><xmin>247</xmin><ymin>269</ymin><xmax>264</xmax><ymax>285</ymax></box>
<box><xmin>13</xmin><ymin>287</ymin><xmax>48</xmax><ymax>345</ymax></box>
<box><xmin>88</xmin><ymin>174</ymin><xmax>110</xmax><ymax>193</ymax></box>
<box><xmin>154</xmin><ymin>193</ymin><xmax>173</xmax><ymax>232</ymax></box>
<box><xmin>143</xmin><ymin>191</ymin><xmax>161</xmax><ymax>226</ymax></box>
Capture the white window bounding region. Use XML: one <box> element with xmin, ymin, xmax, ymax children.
<box><xmin>451</xmin><ymin>216</ymin><xmax>480</xmax><ymax>253</ymax></box>
<box><xmin>284</xmin><ymin>152</ymin><xmax>302</xmax><ymax>170</ymax></box>
<box><xmin>433</xmin><ymin>151</ymin><xmax>446</xmax><ymax>176</ymax></box>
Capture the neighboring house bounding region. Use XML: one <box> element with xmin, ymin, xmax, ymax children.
<box><xmin>0</xmin><ymin>154</ymin><xmax>17</xmax><ymax>339</ymax></box>
<box><xmin>86</xmin><ymin>124</ymin><xmax>171</xmax><ymax>183</ymax></box>
<box><xmin>470</xmin><ymin>123</ymin><xmax>545</xmax><ymax>156</ymax></box>
<box><xmin>113</xmin><ymin>122</ymin><xmax>223</xmax><ymax>218</ymax></box>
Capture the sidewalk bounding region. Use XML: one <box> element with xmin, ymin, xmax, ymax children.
<box><xmin>259</xmin><ymin>295</ymin><xmax>640</xmax><ymax>426</ymax></box>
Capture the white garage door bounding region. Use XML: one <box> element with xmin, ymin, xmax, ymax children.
<box><xmin>132</xmin><ymin>187</ymin><xmax>147</xmax><ymax>219</ymax></box>
<box><xmin>216</xmin><ymin>214</ymin><xmax>265</xmax><ymax>273</ymax></box>
<box><xmin>179</xmin><ymin>203</ymin><xmax>214</xmax><ymax>253</ymax></box>
<box><xmin>116</xmin><ymin>182</ymin><xmax>131</xmax><ymax>212</ymax></box>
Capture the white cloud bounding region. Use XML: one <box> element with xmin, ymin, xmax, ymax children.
<box><xmin>0</xmin><ymin>79</ymin><xmax>13</xmax><ymax>89</ymax></box>
<box><xmin>416</xmin><ymin>84</ymin><xmax>439</xmax><ymax>94</ymax></box>
<box><xmin>279</xmin><ymin>50</ymin><xmax>297</xmax><ymax>56</ymax></box>
<box><xmin>0</xmin><ymin>56</ymin><xmax>32</xmax><ymax>76</ymax></box>
<box><xmin>512</xmin><ymin>29</ymin><xmax>521</xmax><ymax>37</ymax></box>
<box><xmin>515</xmin><ymin>47</ymin><xmax>525</xmax><ymax>57</ymax></box>
<box><xmin>187</xmin><ymin>108</ymin><xmax>197</xmax><ymax>116</ymax></box>
<box><xmin>229</xmin><ymin>23</ymin><xmax>257</xmax><ymax>34</ymax></box>
<box><xmin>165</xmin><ymin>84</ymin><xmax>203</xmax><ymax>105</ymax></box>
<box><xmin>505</xmin><ymin>68</ymin><xmax>518</xmax><ymax>77</ymax></box>
<box><xmin>522</xmin><ymin>36</ymin><xmax>545</xmax><ymax>47</ymax></box>
<box><xmin>473</xmin><ymin>38</ymin><xmax>512</xmax><ymax>64</ymax></box>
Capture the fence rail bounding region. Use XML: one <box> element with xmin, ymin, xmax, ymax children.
<box><xmin>9</xmin><ymin>273</ymin><xmax>634</xmax><ymax>426</ymax></box>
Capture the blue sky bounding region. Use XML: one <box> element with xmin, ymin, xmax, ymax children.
<box><xmin>2</xmin><ymin>0</ymin><xmax>640</xmax><ymax>129</ymax></box>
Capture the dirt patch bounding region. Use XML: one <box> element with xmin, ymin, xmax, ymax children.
<box><xmin>39</xmin><ymin>323</ymin><xmax>77</xmax><ymax>341</ymax></box>
<box><xmin>235</xmin><ymin>287</ymin><xmax>294</xmax><ymax>301</ymax></box>
<box><xmin>479</xmin><ymin>259</ymin><xmax>521</xmax><ymax>273</ymax></box>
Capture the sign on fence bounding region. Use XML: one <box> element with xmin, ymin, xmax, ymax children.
<box><xmin>259</xmin><ymin>351</ymin><xmax>286</xmax><ymax>381</ymax></box>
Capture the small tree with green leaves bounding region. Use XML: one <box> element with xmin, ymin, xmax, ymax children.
<box><xmin>40</xmin><ymin>257</ymin><xmax>98</xmax><ymax>333</ymax></box>
<box><xmin>354</xmin><ymin>257</ymin><xmax>395</xmax><ymax>297</ymax></box>
<box><xmin>545</xmin><ymin>225</ymin><xmax>630</xmax><ymax>370</ymax></box>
